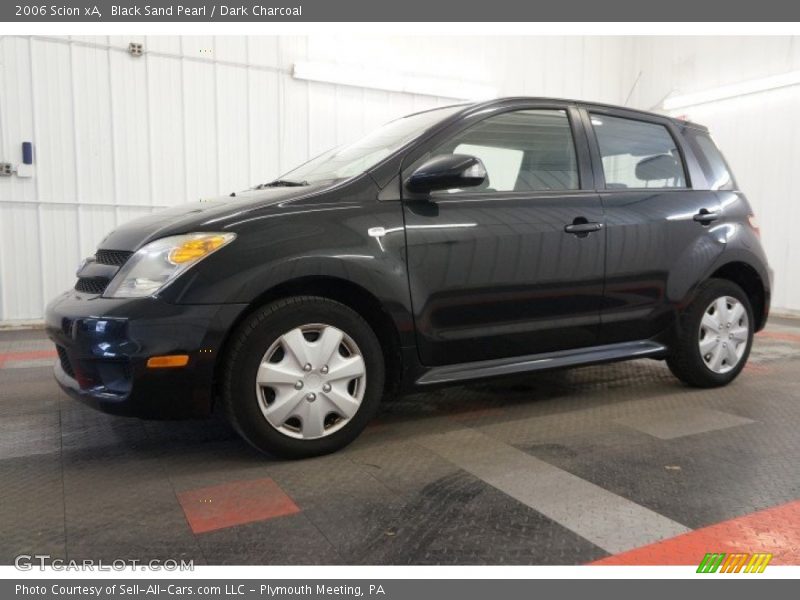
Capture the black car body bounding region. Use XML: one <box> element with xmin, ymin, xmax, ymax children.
<box><xmin>46</xmin><ymin>97</ymin><xmax>772</xmax><ymax>456</ymax></box>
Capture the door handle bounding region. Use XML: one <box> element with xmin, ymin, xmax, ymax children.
<box><xmin>564</xmin><ymin>221</ymin><xmax>603</xmax><ymax>235</ymax></box>
<box><xmin>693</xmin><ymin>209</ymin><xmax>720</xmax><ymax>224</ymax></box>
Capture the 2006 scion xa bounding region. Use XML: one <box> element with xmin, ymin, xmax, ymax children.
<box><xmin>47</xmin><ymin>98</ymin><xmax>772</xmax><ymax>458</ymax></box>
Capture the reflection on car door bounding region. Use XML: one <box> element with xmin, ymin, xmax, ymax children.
<box><xmin>402</xmin><ymin>107</ymin><xmax>606</xmax><ymax>366</ymax></box>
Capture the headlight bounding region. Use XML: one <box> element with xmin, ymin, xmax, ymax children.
<box><xmin>103</xmin><ymin>232</ymin><xmax>236</xmax><ymax>299</ymax></box>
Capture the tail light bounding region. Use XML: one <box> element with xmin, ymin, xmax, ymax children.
<box><xmin>747</xmin><ymin>214</ymin><xmax>761</xmax><ymax>237</ymax></box>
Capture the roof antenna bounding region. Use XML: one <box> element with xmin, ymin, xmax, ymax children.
<box><xmin>624</xmin><ymin>70</ymin><xmax>643</xmax><ymax>107</ymax></box>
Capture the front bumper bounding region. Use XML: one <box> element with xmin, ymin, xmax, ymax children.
<box><xmin>45</xmin><ymin>290</ymin><xmax>247</xmax><ymax>419</ymax></box>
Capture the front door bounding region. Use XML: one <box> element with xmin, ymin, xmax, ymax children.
<box><xmin>402</xmin><ymin>107</ymin><xmax>606</xmax><ymax>366</ymax></box>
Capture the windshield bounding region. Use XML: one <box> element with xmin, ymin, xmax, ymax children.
<box><xmin>275</xmin><ymin>105</ymin><xmax>465</xmax><ymax>185</ymax></box>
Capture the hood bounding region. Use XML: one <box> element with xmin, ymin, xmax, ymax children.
<box><xmin>97</xmin><ymin>182</ymin><xmax>341</xmax><ymax>251</ymax></box>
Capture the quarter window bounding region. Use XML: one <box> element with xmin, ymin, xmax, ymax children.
<box><xmin>683</xmin><ymin>129</ymin><xmax>734</xmax><ymax>191</ymax></box>
<box><xmin>429</xmin><ymin>109</ymin><xmax>579</xmax><ymax>193</ymax></box>
<box><xmin>591</xmin><ymin>114</ymin><xmax>686</xmax><ymax>189</ymax></box>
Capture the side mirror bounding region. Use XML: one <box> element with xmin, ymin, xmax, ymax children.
<box><xmin>405</xmin><ymin>154</ymin><xmax>487</xmax><ymax>195</ymax></box>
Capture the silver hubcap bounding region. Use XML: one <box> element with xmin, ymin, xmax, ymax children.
<box><xmin>255</xmin><ymin>323</ymin><xmax>366</xmax><ymax>440</ymax></box>
<box><xmin>698</xmin><ymin>296</ymin><xmax>749</xmax><ymax>374</ymax></box>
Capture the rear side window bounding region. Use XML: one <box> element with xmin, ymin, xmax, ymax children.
<box><xmin>431</xmin><ymin>109</ymin><xmax>579</xmax><ymax>193</ymax></box>
<box><xmin>591</xmin><ymin>114</ymin><xmax>686</xmax><ymax>189</ymax></box>
<box><xmin>683</xmin><ymin>129</ymin><xmax>735</xmax><ymax>191</ymax></box>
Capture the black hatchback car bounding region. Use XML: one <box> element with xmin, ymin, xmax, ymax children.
<box><xmin>46</xmin><ymin>97</ymin><xmax>772</xmax><ymax>457</ymax></box>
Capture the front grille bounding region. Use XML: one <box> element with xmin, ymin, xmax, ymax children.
<box><xmin>74</xmin><ymin>249</ymin><xmax>131</xmax><ymax>294</ymax></box>
<box><xmin>56</xmin><ymin>345</ymin><xmax>75</xmax><ymax>378</ymax></box>
<box><xmin>75</xmin><ymin>277</ymin><xmax>109</xmax><ymax>294</ymax></box>
<box><xmin>95</xmin><ymin>249</ymin><xmax>133</xmax><ymax>266</ymax></box>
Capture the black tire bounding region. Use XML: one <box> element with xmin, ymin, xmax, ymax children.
<box><xmin>667</xmin><ymin>278</ymin><xmax>754</xmax><ymax>388</ymax></box>
<box><xmin>222</xmin><ymin>296</ymin><xmax>385</xmax><ymax>458</ymax></box>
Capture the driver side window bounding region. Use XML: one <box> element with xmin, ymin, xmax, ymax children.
<box><xmin>431</xmin><ymin>109</ymin><xmax>579</xmax><ymax>193</ymax></box>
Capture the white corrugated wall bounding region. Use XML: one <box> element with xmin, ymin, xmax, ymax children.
<box><xmin>0</xmin><ymin>34</ymin><xmax>634</xmax><ymax>323</ymax></box>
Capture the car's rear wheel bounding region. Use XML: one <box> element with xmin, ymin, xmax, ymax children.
<box><xmin>667</xmin><ymin>279</ymin><xmax>754</xmax><ymax>388</ymax></box>
<box><xmin>222</xmin><ymin>296</ymin><xmax>385</xmax><ymax>458</ymax></box>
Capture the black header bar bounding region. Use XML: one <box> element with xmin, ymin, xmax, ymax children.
<box><xmin>3</xmin><ymin>0</ymin><xmax>800</xmax><ymax>22</ymax></box>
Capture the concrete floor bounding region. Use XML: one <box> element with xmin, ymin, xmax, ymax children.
<box><xmin>1</xmin><ymin>318</ymin><xmax>799</xmax><ymax>565</ymax></box>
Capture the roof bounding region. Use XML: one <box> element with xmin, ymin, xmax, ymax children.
<box><xmin>441</xmin><ymin>96</ymin><xmax>709</xmax><ymax>132</ymax></box>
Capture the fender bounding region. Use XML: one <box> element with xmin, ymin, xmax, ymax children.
<box><xmin>159</xmin><ymin>198</ymin><xmax>416</xmax><ymax>347</ymax></box>
<box><xmin>675</xmin><ymin>222</ymin><xmax>772</xmax><ymax>329</ymax></box>
<box><xmin>232</xmin><ymin>254</ymin><xmax>415</xmax><ymax>348</ymax></box>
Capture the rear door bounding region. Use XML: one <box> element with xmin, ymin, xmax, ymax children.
<box><xmin>402</xmin><ymin>103</ymin><xmax>606</xmax><ymax>366</ymax></box>
<box><xmin>581</xmin><ymin>108</ymin><xmax>724</xmax><ymax>343</ymax></box>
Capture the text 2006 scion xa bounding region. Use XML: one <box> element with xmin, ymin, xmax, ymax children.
<box><xmin>47</xmin><ymin>98</ymin><xmax>772</xmax><ymax>458</ymax></box>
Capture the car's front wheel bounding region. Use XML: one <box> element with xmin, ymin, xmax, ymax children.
<box><xmin>667</xmin><ymin>278</ymin><xmax>754</xmax><ymax>388</ymax></box>
<box><xmin>222</xmin><ymin>296</ymin><xmax>385</xmax><ymax>458</ymax></box>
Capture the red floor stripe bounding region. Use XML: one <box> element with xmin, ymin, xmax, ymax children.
<box><xmin>592</xmin><ymin>499</ymin><xmax>800</xmax><ymax>566</ymax></box>
<box><xmin>0</xmin><ymin>349</ymin><xmax>56</xmax><ymax>367</ymax></box>
<box><xmin>756</xmin><ymin>330</ymin><xmax>800</xmax><ymax>343</ymax></box>
<box><xmin>177</xmin><ymin>478</ymin><xmax>301</xmax><ymax>534</ymax></box>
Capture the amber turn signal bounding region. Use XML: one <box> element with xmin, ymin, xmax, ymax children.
<box><xmin>147</xmin><ymin>355</ymin><xmax>190</xmax><ymax>368</ymax></box>
<box><xmin>168</xmin><ymin>235</ymin><xmax>230</xmax><ymax>265</ymax></box>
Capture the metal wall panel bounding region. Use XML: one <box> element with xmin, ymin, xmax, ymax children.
<box><xmin>39</xmin><ymin>204</ymin><xmax>80</xmax><ymax>305</ymax></box>
<box><xmin>0</xmin><ymin>35</ymin><xmax>635</xmax><ymax>323</ymax></box>
<box><xmin>0</xmin><ymin>38</ymin><xmax>36</xmax><ymax>205</ymax></box>
<box><xmin>71</xmin><ymin>43</ymin><xmax>115</xmax><ymax>206</ymax></box>
<box><xmin>30</xmin><ymin>39</ymin><xmax>77</xmax><ymax>205</ymax></box>
<box><xmin>308</xmin><ymin>81</ymin><xmax>337</xmax><ymax>157</ymax></box>
<box><xmin>182</xmin><ymin>56</ymin><xmax>218</xmax><ymax>202</ymax></box>
<box><xmin>147</xmin><ymin>55</ymin><xmax>186</xmax><ymax>206</ymax></box>
<box><xmin>108</xmin><ymin>42</ymin><xmax>150</xmax><ymax>206</ymax></box>
<box><xmin>0</xmin><ymin>204</ymin><xmax>42</xmax><ymax>321</ymax></box>
<box><xmin>247</xmin><ymin>68</ymin><xmax>281</xmax><ymax>185</ymax></box>
<box><xmin>216</xmin><ymin>64</ymin><xmax>251</xmax><ymax>194</ymax></box>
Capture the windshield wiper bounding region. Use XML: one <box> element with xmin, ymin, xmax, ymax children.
<box><xmin>256</xmin><ymin>179</ymin><xmax>308</xmax><ymax>189</ymax></box>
